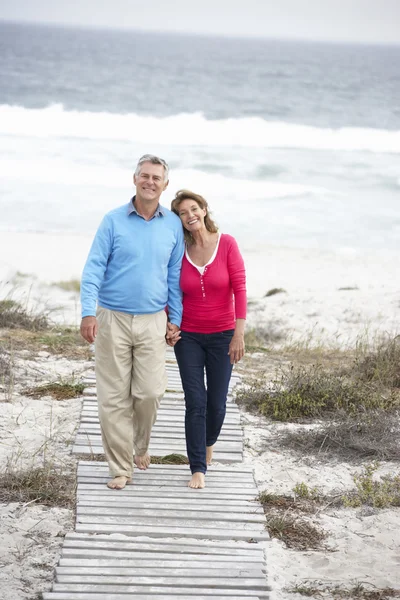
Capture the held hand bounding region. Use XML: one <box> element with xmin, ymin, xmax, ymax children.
<box><xmin>80</xmin><ymin>316</ymin><xmax>98</xmax><ymax>343</ymax></box>
<box><xmin>228</xmin><ymin>333</ymin><xmax>245</xmax><ymax>364</ymax></box>
<box><xmin>166</xmin><ymin>322</ymin><xmax>181</xmax><ymax>347</ymax></box>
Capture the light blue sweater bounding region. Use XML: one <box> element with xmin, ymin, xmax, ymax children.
<box><xmin>81</xmin><ymin>201</ymin><xmax>184</xmax><ymax>326</ymax></box>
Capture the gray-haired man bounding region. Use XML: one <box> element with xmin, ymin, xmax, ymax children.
<box><xmin>80</xmin><ymin>155</ymin><xmax>184</xmax><ymax>489</ymax></box>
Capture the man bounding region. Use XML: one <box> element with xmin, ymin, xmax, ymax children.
<box><xmin>80</xmin><ymin>154</ymin><xmax>184</xmax><ymax>490</ymax></box>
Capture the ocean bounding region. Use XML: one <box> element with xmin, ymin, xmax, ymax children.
<box><xmin>1</xmin><ymin>20</ymin><xmax>399</xmax><ymax>258</ymax></box>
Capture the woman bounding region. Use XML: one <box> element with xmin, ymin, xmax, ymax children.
<box><xmin>169</xmin><ymin>189</ymin><xmax>247</xmax><ymax>489</ymax></box>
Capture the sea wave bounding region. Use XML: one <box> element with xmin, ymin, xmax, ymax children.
<box><xmin>0</xmin><ymin>157</ymin><xmax>325</xmax><ymax>198</ymax></box>
<box><xmin>1</xmin><ymin>104</ymin><xmax>400</xmax><ymax>153</ymax></box>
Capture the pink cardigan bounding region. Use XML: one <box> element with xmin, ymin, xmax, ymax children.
<box><xmin>180</xmin><ymin>234</ymin><xmax>247</xmax><ymax>333</ymax></box>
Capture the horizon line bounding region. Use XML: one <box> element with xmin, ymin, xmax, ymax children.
<box><xmin>1</xmin><ymin>17</ymin><xmax>399</xmax><ymax>48</ymax></box>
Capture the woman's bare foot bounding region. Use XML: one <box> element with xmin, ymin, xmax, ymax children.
<box><xmin>188</xmin><ymin>472</ymin><xmax>205</xmax><ymax>489</ymax></box>
<box><xmin>134</xmin><ymin>452</ymin><xmax>151</xmax><ymax>470</ymax></box>
<box><xmin>206</xmin><ymin>445</ymin><xmax>214</xmax><ymax>466</ymax></box>
<box><xmin>107</xmin><ymin>476</ymin><xmax>131</xmax><ymax>490</ymax></box>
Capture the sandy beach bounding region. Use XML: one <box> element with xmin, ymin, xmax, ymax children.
<box><xmin>1</xmin><ymin>230</ymin><xmax>399</xmax><ymax>344</ymax></box>
<box><xmin>0</xmin><ymin>230</ymin><xmax>399</xmax><ymax>599</ymax></box>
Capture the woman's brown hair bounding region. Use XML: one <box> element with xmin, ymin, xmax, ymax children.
<box><xmin>171</xmin><ymin>189</ymin><xmax>218</xmax><ymax>245</ymax></box>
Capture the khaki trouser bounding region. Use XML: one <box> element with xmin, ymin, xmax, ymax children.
<box><xmin>94</xmin><ymin>307</ymin><xmax>167</xmax><ymax>478</ymax></box>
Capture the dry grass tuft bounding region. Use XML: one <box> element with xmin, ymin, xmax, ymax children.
<box><xmin>265</xmin><ymin>287</ymin><xmax>287</xmax><ymax>297</ymax></box>
<box><xmin>244</xmin><ymin>324</ymin><xmax>285</xmax><ymax>351</ymax></box>
<box><xmin>0</xmin><ymin>299</ymin><xmax>49</xmax><ymax>331</ymax></box>
<box><xmin>280</xmin><ymin>410</ymin><xmax>400</xmax><ymax>461</ymax></box>
<box><xmin>237</xmin><ymin>337</ymin><xmax>400</xmax><ymax>423</ymax></box>
<box><xmin>257</xmin><ymin>488</ymin><xmax>330</xmax><ymax>550</ymax></box>
<box><xmin>1</xmin><ymin>327</ymin><xmax>92</xmax><ymax>360</ymax></box>
<box><xmin>74</xmin><ymin>453</ymin><xmax>106</xmax><ymax>462</ymax></box>
<box><xmin>150</xmin><ymin>454</ymin><xmax>189</xmax><ymax>464</ymax></box>
<box><xmin>289</xmin><ymin>582</ymin><xmax>400</xmax><ymax>598</ymax></box>
<box><xmin>0</xmin><ymin>341</ymin><xmax>13</xmax><ymax>381</ymax></box>
<box><xmin>266</xmin><ymin>513</ymin><xmax>326</xmax><ymax>550</ymax></box>
<box><xmin>343</xmin><ymin>463</ymin><xmax>400</xmax><ymax>509</ymax></box>
<box><xmin>354</xmin><ymin>336</ymin><xmax>400</xmax><ymax>389</ymax></box>
<box><xmin>0</xmin><ymin>340</ymin><xmax>15</xmax><ymax>401</ymax></box>
<box><xmin>24</xmin><ymin>381</ymin><xmax>85</xmax><ymax>400</ymax></box>
<box><xmin>0</xmin><ymin>464</ymin><xmax>76</xmax><ymax>508</ymax></box>
<box><xmin>258</xmin><ymin>491</ymin><xmax>318</xmax><ymax>514</ymax></box>
<box><xmin>51</xmin><ymin>279</ymin><xmax>81</xmax><ymax>292</ymax></box>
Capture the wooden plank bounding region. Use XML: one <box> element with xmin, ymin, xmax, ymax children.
<box><xmin>63</xmin><ymin>532</ymin><xmax>265</xmax><ymax>553</ymax></box>
<box><xmin>80</xmin><ymin>402</ymin><xmax>241</xmax><ymax>414</ymax></box>
<box><xmin>76</xmin><ymin>431</ymin><xmax>242</xmax><ymax>445</ymax></box>
<box><xmin>76</xmin><ymin>474</ymin><xmax>254</xmax><ymax>486</ymax></box>
<box><xmin>54</xmin><ymin>575</ymin><xmax>267</xmax><ymax>588</ymax></box>
<box><xmin>76</xmin><ymin>487</ymin><xmax>254</xmax><ymax>501</ymax></box>
<box><xmin>76</xmin><ymin>484</ymin><xmax>251</xmax><ymax>497</ymax></box>
<box><xmin>76</xmin><ymin>427</ymin><xmax>243</xmax><ymax>441</ymax></box>
<box><xmin>77</xmin><ymin>476</ymin><xmax>255</xmax><ymax>489</ymax></box>
<box><xmin>59</xmin><ymin>557</ymin><xmax>265</xmax><ymax>568</ymax></box>
<box><xmin>76</xmin><ymin>498</ymin><xmax>262</xmax><ymax>511</ymax></box>
<box><xmin>79</xmin><ymin>412</ymin><xmax>241</xmax><ymax>424</ymax></box>
<box><xmin>56</xmin><ymin>566</ymin><xmax>263</xmax><ymax>577</ymax></box>
<box><xmin>45</xmin><ymin>591</ymin><xmax>265</xmax><ymax>599</ymax></box>
<box><xmin>45</xmin><ymin>594</ymin><xmax>264</xmax><ymax>600</ymax></box>
<box><xmin>74</xmin><ymin>439</ymin><xmax>241</xmax><ymax>451</ymax></box>
<box><xmin>76</xmin><ymin>462</ymin><xmax>253</xmax><ymax>474</ymax></box>
<box><xmin>80</xmin><ymin>403</ymin><xmax>240</xmax><ymax>415</ymax></box>
<box><xmin>76</xmin><ymin>515</ymin><xmax>264</xmax><ymax>530</ymax></box>
<box><xmin>75</xmin><ymin>522</ymin><xmax>269</xmax><ymax>541</ymax></box>
<box><xmin>76</xmin><ymin>468</ymin><xmax>256</xmax><ymax>483</ymax></box>
<box><xmin>61</xmin><ymin>548</ymin><xmax>263</xmax><ymax>562</ymax></box>
<box><xmin>73</xmin><ymin>446</ymin><xmax>243</xmax><ymax>462</ymax></box>
<box><xmin>76</xmin><ymin>506</ymin><xmax>265</xmax><ymax>524</ymax></box>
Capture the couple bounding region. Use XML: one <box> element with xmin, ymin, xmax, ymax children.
<box><xmin>80</xmin><ymin>154</ymin><xmax>246</xmax><ymax>490</ymax></box>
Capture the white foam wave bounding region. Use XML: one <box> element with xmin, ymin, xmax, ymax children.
<box><xmin>0</xmin><ymin>158</ymin><xmax>324</xmax><ymax>198</ymax></box>
<box><xmin>1</xmin><ymin>104</ymin><xmax>399</xmax><ymax>153</ymax></box>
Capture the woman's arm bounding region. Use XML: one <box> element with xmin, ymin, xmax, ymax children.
<box><xmin>226</xmin><ymin>236</ymin><xmax>247</xmax><ymax>364</ymax></box>
<box><xmin>229</xmin><ymin>317</ymin><xmax>245</xmax><ymax>364</ymax></box>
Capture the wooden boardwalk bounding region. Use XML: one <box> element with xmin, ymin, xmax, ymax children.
<box><xmin>43</xmin><ymin>348</ymin><xmax>270</xmax><ymax>599</ymax></box>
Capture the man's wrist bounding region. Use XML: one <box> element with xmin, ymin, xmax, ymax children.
<box><xmin>168</xmin><ymin>320</ymin><xmax>181</xmax><ymax>328</ymax></box>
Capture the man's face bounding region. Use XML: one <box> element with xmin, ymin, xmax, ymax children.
<box><xmin>134</xmin><ymin>162</ymin><xmax>168</xmax><ymax>203</ymax></box>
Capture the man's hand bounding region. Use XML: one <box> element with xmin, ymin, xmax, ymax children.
<box><xmin>80</xmin><ymin>316</ymin><xmax>98</xmax><ymax>343</ymax></box>
<box><xmin>228</xmin><ymin>333</ymin><xmax>245</xmax><ymax>364</ymax></box>
<box><xmin>166</xmin><ymin>322</ymin><xmax>181</xmax><ymax>347</ymax></box>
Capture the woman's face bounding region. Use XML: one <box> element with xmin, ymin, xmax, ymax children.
<box><xmin>177</xmin><ymin>199</ymin><xmax>207</xmax><ymax>233</ymax></box>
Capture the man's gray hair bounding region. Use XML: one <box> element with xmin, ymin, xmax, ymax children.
<box><xmin>135</xmin><ymin>154</ymin><xmax>169</xmax><ymax>182</ymax></box>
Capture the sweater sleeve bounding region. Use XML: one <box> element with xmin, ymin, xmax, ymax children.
<box><xmin>80</xmin><ymin>215</ymin><xmax>113</xmax><ymax>317</ymax></box>
<box><xmin>226</xmin><ymin>235</ymin><xmax>247</xmax><ymax>319</ymax></box>
<box><xmin>166</xmin><ymin>223</ymin><xmax>184</xmax><ymax>326</ymax></box>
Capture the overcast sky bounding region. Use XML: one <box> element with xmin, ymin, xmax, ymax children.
<box><xmin>1</xmin><ymin>0</ymin><xmax>399</xmax><ymax>44</ymax></box>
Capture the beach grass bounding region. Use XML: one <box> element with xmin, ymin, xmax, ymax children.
<box><xmin>0</xmin><ymin>461</ymin><xmax>76</xmax><ymax>509</ymax></box>
<box><xmin>51</xmin><ymin>279</ymin><xmax>81</xmax><ymax>292</ymax></box>
<box><xmin>1</xmin><ymin>327</ymin><xmax>92</xmax><ymax>361</ymax></box>
<box><xmin>237</xmin><ymin>336</ymin><xmax>400</xmax><ymax>423</ymax></box>
<box><xmin>0</xmin><ymin>298</ymin><xmax>49</xmax><ymax>331</ymax></box>
<box><xmin>265</xmin><ymin>512</ymin><xmax>326</xmax><ymax>550</ymax></box>
<box><xmin>24</xmin><ymin>380</ymin><xmax>85</xmax><ymax>400</ymax></box>
<box><xmin>150</xmin><ymin>454</ymin><xmax>189</xmax><ymax>464</ymax></box>
<box><xmin>280</xmin><ymin>409</ymin><xmax>400</xmax><ymax>461</ymax></box>
<box><xmin>288</xmin><ymin>582</ymin><xmax>400</xmax><ymax>598</ymax></box>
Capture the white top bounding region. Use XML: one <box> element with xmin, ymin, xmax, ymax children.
<box><xmin>185</xmin><ymin>233</ymin><xmax>222</xmax><ymax>275</ymax></box>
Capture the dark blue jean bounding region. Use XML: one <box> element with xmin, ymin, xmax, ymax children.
<box><xmin>174</xmin><ymin>329</ymin><xmax>234</xmax><ymax>474</ymax></box>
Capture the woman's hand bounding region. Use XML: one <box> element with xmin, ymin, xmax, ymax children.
<box><xmin>228</xmin><ymin>332</ymin><xmax>245</xmax><ymax>364</ymax></box>
<box><xmin>166</xmin><ymin>322</ymin><xmax>181</xmax><ymax>347</ymax></box>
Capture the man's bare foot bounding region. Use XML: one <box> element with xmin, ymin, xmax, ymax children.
<box><xmin>107</xmin><ymin>476</ymin><xmax>131</xmax><ymax>490</ymax></box>
<box><xmin>134</xmin><ymin>452</ymin><xmax>151</xmax><ymax>470</ymax></box>
<box><xmin>188</xmin><ymin>472</ymin><xmax>205</xmax><ymax>489</ymax></box>
<box><xmin>206</xmin><ymin>445</ymin><xmax>214</xmax><ymax>465</ymax></box>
